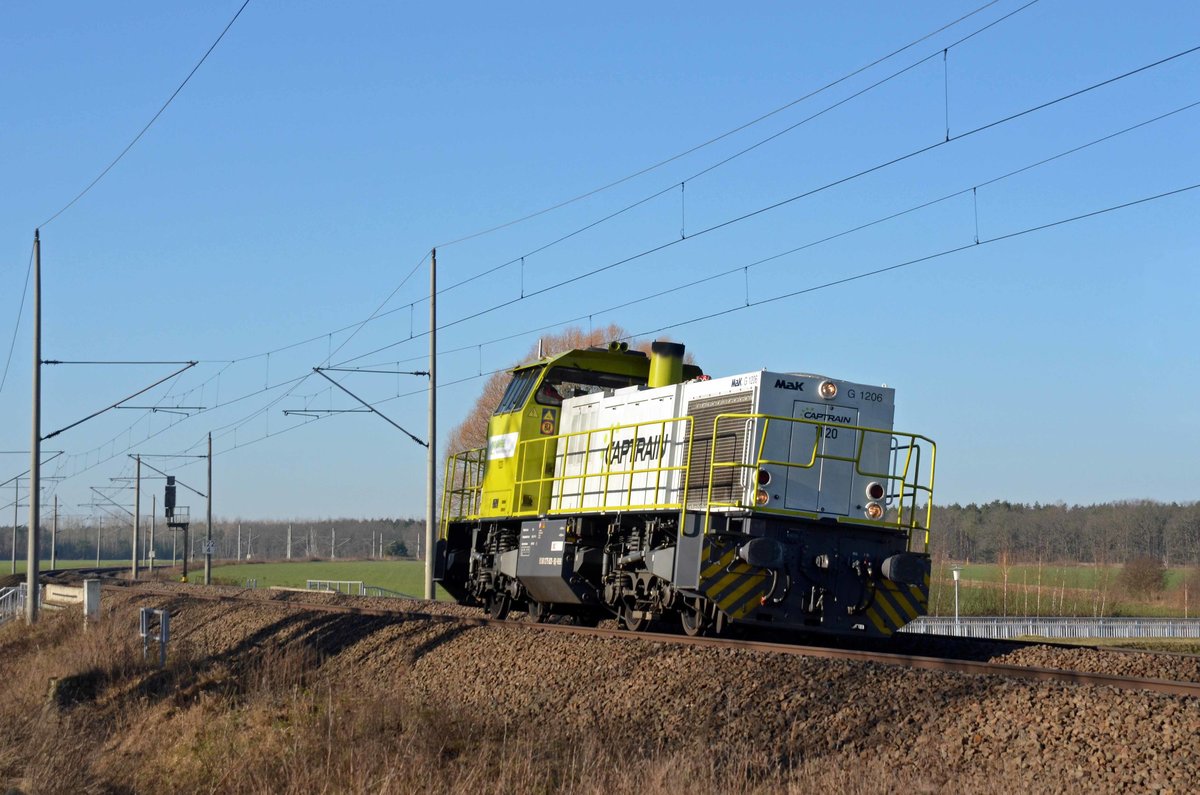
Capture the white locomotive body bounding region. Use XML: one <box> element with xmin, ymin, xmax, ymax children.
<box><xmin>551</xmin><ymin>370</ymin><xmax>897</xmax><ymax>522</ymax></box>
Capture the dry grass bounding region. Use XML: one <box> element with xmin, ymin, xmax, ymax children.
<box><xmin>0</xmin><ymin>604</ymin><xmax>940</xmax><ymax>795</ymax></box>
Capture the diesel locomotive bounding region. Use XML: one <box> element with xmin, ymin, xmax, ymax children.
<box><xmin>435</xmin><ymin>341</ymin><xmax>935</xmax><ymax>639</ymax></box>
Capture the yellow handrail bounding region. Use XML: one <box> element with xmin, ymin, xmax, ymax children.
<box><xmin>513</xmin><ymin>416</ymin><xmax>694</xmax><ymax>517</ymax></box>
<box><xmin>703</xmin><ymin>413</ymin><xmax>936</xmax><ymax>548</ymax></box>
<box><xmin>440</xmin><ymin>446</ymin><xmax>486</xmax><ymax>536</ymax></box>
<box><xmin>438</xmin><ymin>411</ymin><xmax>935</xmax><ymax>552</ymax></box>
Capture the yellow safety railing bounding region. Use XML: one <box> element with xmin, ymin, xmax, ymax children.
<box><xmin>440</xmin><ymin>446</ymin><xmax>486</xmax><ymax>538</ymax></box>
<box><xmin>703</xmin><ymin>413</ymin><xmax>936</xmax><ymax>548</ymax></box>
<box><xmin>512</xmin><ymin>417</ymin><xmax>694</xmax><ymax>517</ymax></box>
<box><xmin>439</xmin><ymin>414</ymin><xmax>935</xmax><ymax>550</ymax></box>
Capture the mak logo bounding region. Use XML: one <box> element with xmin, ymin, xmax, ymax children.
<box><xmin>775</xmin><ymin>379</ymin><xmax>805</xmax><ymax>391</ymax></box>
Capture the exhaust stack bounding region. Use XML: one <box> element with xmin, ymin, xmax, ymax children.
<box><xmin>648</xmin><ymin>341</ymin><xmax>685</xmax><ymax>388</ymax></box>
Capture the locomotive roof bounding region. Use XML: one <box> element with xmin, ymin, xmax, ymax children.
<box><xmin>511</xmin><ymin>346</ymin><xmax>703</xmax><ymax>381</ymax></box>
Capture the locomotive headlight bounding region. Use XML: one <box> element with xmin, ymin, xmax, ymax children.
<box><xmin>818</xmin><ymin>380</ymin><xmax>838</xmax><ymax>399</ymax></box>
<box><xmin>865</xmin><ymin>501</ymin><xmax>884</xmax><ymax>520</ymax></box>
<box><xmin>757</xmin><ymin>469</ymin><xmax>772</xmax><ymax>487</ymax></box>
<box><xmin>866</xmin><ymin>481</ymin><xmax>885</xmax><ymax>501</ymax></box>
<box><xmin>755</xmin><ymin>489</ymin><xmax>770</xmax><ymax>506</ymax></box>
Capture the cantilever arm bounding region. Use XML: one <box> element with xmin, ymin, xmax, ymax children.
<box><xmin>312</xmin><ymin>368</ymin><xmax>428</xmax><ymax>448</ymax></box>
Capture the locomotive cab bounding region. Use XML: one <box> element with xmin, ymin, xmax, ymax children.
<box><xmin>478</xmin><ymin>345</ymin><xmax>701</xmax><ymax>518</ymax></box>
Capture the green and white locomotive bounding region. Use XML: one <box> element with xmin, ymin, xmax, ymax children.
<box><xmin>436</xmin><ymin>341</ymin><xmax>935</xmax><ymax>639</ymax></box>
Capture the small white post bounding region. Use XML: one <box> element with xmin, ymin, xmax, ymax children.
<box><xmin>952</xmin><ymin>567</ymin><xmax>962</xmax><ymax>632</ymax></box>
<box><xmin>83</xmin><ymin>579</ymin><xmax>101</xmax><ymax>623</ymax></box>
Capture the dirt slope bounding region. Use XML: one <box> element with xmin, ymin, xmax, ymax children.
<box><xmin>1</xmin><ymin>584</ymin><xmax>1197</xmax><ymax>794</ymax></box>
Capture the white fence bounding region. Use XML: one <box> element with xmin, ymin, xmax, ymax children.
<box><xmin>302</xmin><ymin>580</ymin><xmax>418</xmax><ymax>599</ymax></box>
<box><xmin>0</xmin><ymin>583</ymin><xmax>40</xmax><ymax>626</ymax></box>
<box><xmin>0</xmin><ymin>586</ymin><xmax>19</xmax><ymax>625</ymax></box>
<box><xmin>362</xmin><ymin>585</ymin><xmax>418</xmax><ymax>599</ymax></box>
<box><xmin>306</xmin><ymin>579</ymin><xmax>366</xmax><ymax>596</ymax></box>
<box><xmin>903</xmin><ymin>616</ymin><xmax>1200</xmax><ymax>640</ymax></box>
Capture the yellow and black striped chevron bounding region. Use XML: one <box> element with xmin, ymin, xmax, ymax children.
<box><xmin>864</xmin><ymin>571</ymin><xmax>930</xmax><ymax>636</ymax></box>
<box><xmin>698</xmin><ymin>540</ymin><xmax>772</xmax><ymax>621</ymax></box>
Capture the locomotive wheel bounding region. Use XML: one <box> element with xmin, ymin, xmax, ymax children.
<box><xmin>679</xmin><ymin>605</ymin><xmax>707</xmax><ymax>637</ymax></box>
<box><xmin>527</xmin><ymin>599</ymin><xmax>552</xmax><ymax>623</ymax></box>
<box><xmin>711</xmin><ymin>608</ymin><xmax>727</xmax><ymax>636</ymax></box>
<box><xmin>618</xmin><ymin>603</ymin><xmax>647</xmax><ymax>632</ymax></box>
<box><xmin>486</xmin><ymin>592</ymin><xmax>511</xmax><ymax>620</ymax></box>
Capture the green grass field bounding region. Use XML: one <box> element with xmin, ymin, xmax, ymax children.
<box><xmin>208</xmin><ymin>559</ymin><xmax>452</xmax><ymax>600</ymax></box>
<box><xmin>13</xmin><ymin>557</ymin><xmax>1195</xmax><ymax>617</ymax></box>
<box><xmin>4</xmin><ymin>557</ymin><xmax>452</xmax><ymax>601</ymax></box>
<box><xmin>926</xmin><ymin>561</ymin><xmax>1198</xmax><ymax>618</ymax></box>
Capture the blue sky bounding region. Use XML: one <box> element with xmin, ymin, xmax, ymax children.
<box><xmin>1</xmin><ymin>1</ymin><xmax>1197</xmax><ymax>521</ymax></box>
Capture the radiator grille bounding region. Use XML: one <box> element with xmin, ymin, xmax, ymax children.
<box><xmin>685</xmin><ymin>391</ymin><xmax>753</xmax><ymax>509</ymax></box>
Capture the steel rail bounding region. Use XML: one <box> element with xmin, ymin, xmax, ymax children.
<box><xmin>98</xmin><ymin>582</ymin><xmax>1200</xmax><ymax>699</ymax></box>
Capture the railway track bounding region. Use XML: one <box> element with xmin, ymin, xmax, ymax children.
<box><xmin>107</xmin><ymin>580</ymin><xmax>1200</xmax><ymax>699</ymax></box>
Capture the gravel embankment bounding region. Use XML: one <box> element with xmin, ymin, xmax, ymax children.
<box><xmin>990</xmin><ymin>645</ymin><xmax>1200</xmax><ymax>683</ymax></box>
<box><xmin>98</xmin><ymin>583</ymin><xmax>1200</xmax><ymax>792</ymax></box>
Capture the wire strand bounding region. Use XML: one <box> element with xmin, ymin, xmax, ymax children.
<box><xmin>38</xmin><ymin>0</ymin><xmax>253</xmax><ymax>228</ymax></box>
<box><xmin>84</xmin><ymin>88</ymin><xmax>1192</xmax><ymax>480</ymax></box>
<box><xmin>0</xmin><ymin>240</ymin><xmax>35</xmax><ymax>394</ymax></box>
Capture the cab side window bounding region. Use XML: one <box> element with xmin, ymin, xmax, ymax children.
<box><xmin>534</xmin><ymin>381</ymin><xmax>563</xmax><ymax>407</ymax></box>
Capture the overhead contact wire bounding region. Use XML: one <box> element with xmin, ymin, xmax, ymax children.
<box><xmin>630</xmin><ymin>183</ymin><xmax>1200</xmax><ymax>340</ymax></box>
<box><xmin>18</xmin><ymin>3</ymin><xmax>1035</xmax><ymax>478</ymax></box>
<box><xmin>331</xmin><ymin>47</ymin><xmax>1200</xmax><ymax>369</ymax></box>
<box><xmin>340</xmin><ymin>98</ymin><xmax>1200</xmax><ymax>374</ymax></box>
<box><xmin>294</xmin><ymin>183</ymin><xmax>1200</xmax><ymax>453</ymax></box>
<box><xmin>430</xmin><ymin>0</ymin><xmax>1042</xmax><ymax>300</ymax></box>
<box><xmin>177</xmin><ymin>0</ymin><xmax>1035</xmax><ymax>369</ymax></box>
<box><xmin>432</xmin><ymin>0</ymin><xmax>1013</xmax><ymax>248</ymax></box>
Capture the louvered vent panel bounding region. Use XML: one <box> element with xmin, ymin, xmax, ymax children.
<box><xmin>685</xmin><ymin>392</ymin><xmax>753</xmax><ymax>509</ymax></box>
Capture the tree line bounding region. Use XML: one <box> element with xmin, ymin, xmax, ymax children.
<box><xmin>6</xmin><ymin>501</ymin><xmax>1197</xmax><ymax>567</ymax></box>
<box><xmin>932</xmin><ymin>500</ymin><xmax>1200</xmax><ymax>566</ymax></box>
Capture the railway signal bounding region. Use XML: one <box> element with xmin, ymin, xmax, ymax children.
<box><xmin>164</xmin><ymin>476</ymin><xmax>176</xmax><ymax>518</ymax></box>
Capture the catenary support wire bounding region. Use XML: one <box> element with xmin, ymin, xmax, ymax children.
<box><xmin>43</xmin><ymin>363</ymin><xmax>197</xmax><ymax>440</ymax></box>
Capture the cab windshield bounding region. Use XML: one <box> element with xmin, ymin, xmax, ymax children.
<box><xmin>494</xmin><ymin>369</ymin><xmax>540</xmax><ymax>414</ymax></box>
